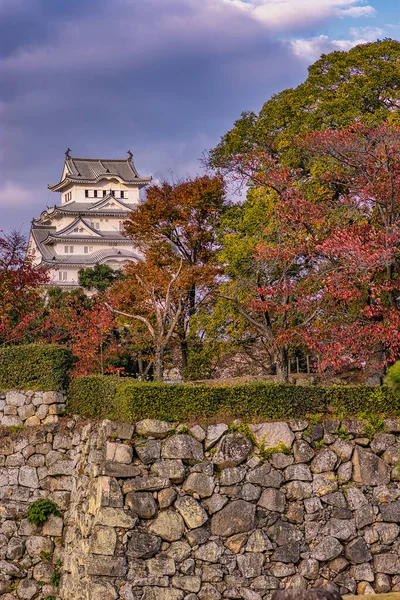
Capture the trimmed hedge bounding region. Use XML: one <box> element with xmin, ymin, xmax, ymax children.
<box><xmin>67</xmin><ymin>375</ymin><xmax>399</xmax><ymax>422</ymax></box>
<box><xmin>0</xmin><ymin>344</ymin><xmax>73</xmax><ymax>391</ymax></box>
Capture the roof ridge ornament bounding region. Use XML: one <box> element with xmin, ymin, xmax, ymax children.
<box><xmin>127</xmin><ymin>149</ymin><xmax>133</xmax><ymax>160</ymax></box>
<box><xmin>65</xmin><ymin>148</ymin><xmax>71</xmax><ymax>159</ymax></box>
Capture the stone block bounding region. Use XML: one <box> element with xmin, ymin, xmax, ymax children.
<box><xmin>6</xmin><ymin>391</ymin><xmax>26</xmax><ymax>407</ymax></box>
<box><xmin>136</xmin><ymin>419</ymin><xmax>175</xmax><ymax>438</ymax></box>
<box><xmin>42</xmin><ymin>515</ymin><xmax>63</xmax><ymax>537</ymax></box>
<box><xmin>147</xmin><ymin>555</ymin><xmax>176</xmax><ymax>576</ymax></box>
<box><xmin>126</xmin><ymin>491</ymin><xmax>157</xmax><ymax>518</ymax></box>
<box><xmin>95</xmin><ymin>507</ymin><xmax>137</xmax><ymax>528</ymax></box>
<box><xmin>205</xmin><ymin>423</ymin><xmax>229</xmax><ymax>450</ymax></box>
<box><xmin>1</xmin><ymin>415</ymin><xmax>23</xmax><ymax>427</ymax></box>
<box><xmin>135</xmin><ymin>439</ymin><xmax>161</xmax><ymax>464</ymax></box>
<box><xmin>151</xmin><ymin>460</ymin><xmax>185</xmax><ymax>483</ymax></box>
<box><xmin>25</xmin><ymin>416</ymin><xmax>41</xmax><ymax>427</ymax></box>
<box><xmin>17</xmin><ymin>404</ymin><xmax>35</xmax><ymax>421</ymax></box>
<box><xmin>25</xmin><ymin>536</ymin><xmax>54</xmax><ymax>557</ymax></box>
<box><xmin>162</xmin><ymin>435</ymin><xmax>204</xmax><ymax>464</ymax></box>
<box><xmin>127</xmin><ymin>532</ymin><xmax>162</xmax><ymax>558</ymax></box>
<box><xmin>19</xmin><ymin>466</ymin><xmax>39</xmax><ymax>488</ymax></box>
<box><xmin>149</xmin><ymin>510</ymin><xmax>185</xmax><ymax>541</ymax></box>
<box><xmin>106</xmin><ymin>441</ymin><xmax>133</xmax><ymax>464</ymax></box>
<box><xmin>183</xmin><ymin>472</ymin><xmax>215</xmax><ymax>497</ymax></box>
<box><xmin>211</xmin><ymin>500</ymin><xmax>255</xmax><ymax>537</ymax></box>
<box><xmin>87</xmin><ymin>555</ymin><xmax>127</xmax><ymax>576</ymax></box>
<box><xmin>258</xmin><ymin>488</ymin><xmax>285</xmax><ymax>512</ymax></box>
<box><xmin>212</xmin><ymin>434</ymin><xmax>252</xmax><ymax>469</ymax></box>
<box><xmin>175</xmin><ymin>495</ymin><xmax>208</xmax><ymax>529</ymax></box>
<box><xmin>249</xmin><ymin>422</ymin><xmax>294</xmax><ymax>448</ymax></box>
<box><xmin>101</xmin><ymin>462</ymin><xmax>141</xmax><ymax>478</ymax></box>
<box><xmin>90</xmin><ymin>526</ymin><xmax>117</xmax><ymax>555</ymax></box>
<box><xmin>352</xmin><ymin>446</ymin><xmax>390</xmax><ymax>485</ymax></box>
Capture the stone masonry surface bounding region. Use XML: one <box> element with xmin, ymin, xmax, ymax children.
<box><xmin>0</xmin><ymin>390</ymin><xmax>66</xmax><ymax>428</ymax></box>
<box><xmin>3</xmin><ymin>397</ymin><xmax>400</xmax><ymax>598</ymax></box>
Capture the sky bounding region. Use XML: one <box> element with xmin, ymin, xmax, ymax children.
<box><xmin>0</xmin><ymin>0</ymin><xmax>398</xmax><ymax>233</ymax></box>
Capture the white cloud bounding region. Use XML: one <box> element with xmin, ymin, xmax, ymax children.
<box><xmin>290</xmin><ymin>23</ymin><xmax>383</xmax><ymax>62</ymax></box>
<box><xmin>221</xmin><ymin>0</ymin><xmax>377</xmax><ymax>28</ymax></box>
<box><xmin>336</xmin><ymin>5</ymin><xmax>376</xmax><ymax>17</ymax></box>
<box><xmin>290</xmin><ymin>35</ymin><xmax>353</xmax><ymax>61</ymax></box>
<box><xmin>349</xmin><ymin>26</ymin><xmax>384</xmax><ymax>40</ymax></box>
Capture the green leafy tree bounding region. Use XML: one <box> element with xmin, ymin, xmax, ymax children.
<box><xmin>209</xmin><ymin>40</ymin><xmax>400</xmax><ymax>173</ymax></box>
<box><xmin>78</xmin><ymin>264</ymin><xmax>123</xmax><ymax>292</ymax></box>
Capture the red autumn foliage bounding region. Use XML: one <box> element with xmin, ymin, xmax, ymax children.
<box><xmin>42</xmin><ymin>291</ymin><xmax>119</xmax><ymax>376</ymax></box>
<box><xmin>225</xmin><ymin>122</ymin><xmax>400</xmax><ymax>377</ymax></box>
<box><xmin>0</xmin><ymin>231</ymin><xmax>48</xmax><ymax>345</ymax></box>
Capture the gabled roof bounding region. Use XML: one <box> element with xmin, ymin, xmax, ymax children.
<box><xmin>88</xmin><ymin>195</ymin><xmax>133</xmax><ymax>211</ymax></box>
<box><xmin>46</xmin><ymin>217</ymin><xmax>103</xmax><ymax>240</ymax></box>
<box><xmin>48</xmin><ymin>150</ymin><xmax>152</xmax><ymax>191</ymax></box>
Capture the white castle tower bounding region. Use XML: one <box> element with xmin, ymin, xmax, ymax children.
<box><xmin>28</xmin><ymin>149</ymin><xmax>151</xmax><ymax>288</ymax></box>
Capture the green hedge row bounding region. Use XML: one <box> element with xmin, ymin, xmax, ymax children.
<box><xmin>67</xmin><ymin>375</ymin><xmax>399</xmax><ymax>421</ymax></box>
<box><xmin>0</xmin><ymin>344</ymin><xmax>73</xmax><ymax>391</ymax></box>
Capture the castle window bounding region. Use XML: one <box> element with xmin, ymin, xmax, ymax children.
<box><xmin>121</xmin><ymin>191</ymin><xmax>125</xmax><ymax>199</ymax></box>
<box><xmin>90</xmin><ymin>222</ymin><xmax>100</xmax><ymax>230</ymax></box>
<box><xmin>59</xmin><ymin>271</ymin><xmax>67</xmax><ymax>281</ymax></box>
<box><xmin>84</xmin><ymin>246</ymin><xmax>93</xmax><ymax>254</ymax></box>
<box><xmin>103</xmin><ymin>190</ymin><xmax>107</xmax><ymax>197</ymax></box>
<box><xmin>94</xmin><ymin>190</ymin><xmax>98</xmax><ymax>198</ymax></box>
<box><xmin>85</xmin><ymin>190</ymin><xmax>89</xmax><ymax>198</ymax></box>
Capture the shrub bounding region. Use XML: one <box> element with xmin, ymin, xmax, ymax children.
<box><xmin>385</xmin><ymin>361</ymin><xmax>400</xmax><ymax>394</ymax></box>
<box><xmin>27</xmin><ymin>499</ymin><xmax>61</xmax><ymax>525</ymax></box>
<box><xmin>0</xmin><ymin>344</ymin><xmax>73</xmax><ymax>391</ymax></box>
<box><xmin>67</xmin><ymin>375</ymin><xmax>397</xmax><ymax>422</ymax></box>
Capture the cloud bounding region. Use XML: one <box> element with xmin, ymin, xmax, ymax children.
<box><xmin>290</xmin><ymin>23</ymin><xmax>383</xmax><ymax>62</ymax></box>
<box><xmin>336</xmin><ymin>5</ymin><xmax>376</xmax><ymax>17</ymax></box>
<box><xmin>222</xmin><ymin>0</ymin><xmax>377</xmax><ymax>28</ymax></box>
<box><xmin>348</xmin><ymin>26</ymin><xmax>384</xmax><ymax>40</ymax></box>
<box><xmin>0</xmin><ymin>0</ymin><xmax>384</xmax><ymax>231</ymax></box>
<box><xmin>0</xmin><ymin>0</ymin><xmax>306</xmax><ymax>231</ymax></box>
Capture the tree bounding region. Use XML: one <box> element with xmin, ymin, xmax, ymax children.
<box><xmin>218</xmin><ymin>121</ymin><xmax>400</xmax><ymax>380</ymax></box>
<box><xmin>0</xmin><ymin>231</ymin><xmax>48</xmax><ymax>345</ymax></box>
<box><xmin>208</xmin><ymin>40</ymin><xmax>400</xmax><ymax>174</ymax></box>
<box><xmin>298</xmin><ymin>122</ymin><xmax>400</xmax><ymax>376</ymax></box>
<box><xmin>42</xmin><ymin>290</ymin><xmax>119</xmax><ymax>376</ymax></box>
<box><xmin>108</xmin><ymin>255</ymin><xmax>186</xmax><ymax>380</ymax></box>
<box><xmin>78</xmin><ymin>263</ymin><xmax>123</xmax><ymax>292</ymax></box>
<box><xmin>213</xmin><ymin>167</ymin><xmax>327</xmax><ymax>381</ymax></box>
<box><xmin>124</xmin><ymin>176</ymin><xmax>229</xmax><ymax>369</ymax></box>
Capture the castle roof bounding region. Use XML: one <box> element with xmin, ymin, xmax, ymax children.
<box><xmin>48</xmin><ymin>150</ymin><xmax>151</xmax><ymax>191</ymax></box>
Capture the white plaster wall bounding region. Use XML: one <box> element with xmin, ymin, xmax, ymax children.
<box><xmin>58</xmin><ymin>180</ymin><xmax>140</xmax><ymax>205</ymax></box>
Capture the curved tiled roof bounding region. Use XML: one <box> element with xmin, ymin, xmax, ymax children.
<box><xmin>48</xmin><ymin>154</ymin><xmax>151</xmax><ymax>191</ymax></box>
<box><xmin>41</xmin><ymin>247</ymin><xmax>141</xmax><ymax>267</ymax></box>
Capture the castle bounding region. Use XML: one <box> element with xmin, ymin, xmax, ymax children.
<box><xmin>28</xmin><ymin>150</ymin><xmax>151</xmax><ymax>288</ymax></box>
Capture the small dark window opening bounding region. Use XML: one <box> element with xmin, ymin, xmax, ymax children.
<box><xmin>103</xmin><ymin>190</ymin><xmax>107</xmax><ymax>197</ymax></box>
<box><xmin>94</xmin><ymin>190</ymin><xmax>98</xmax><ymax>198</ymax></box>
<box><xmin>121</xmin><ymin>191</ymin><xmax>125</xmax><ymax>199</ymax></box>
<box><xmin>85</xmin><ymin>190</ymin><xmax>89</xmax><ymax>198</ymax></box>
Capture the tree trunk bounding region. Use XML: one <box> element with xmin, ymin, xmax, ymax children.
<box><xmin>180</xmin><ymin>338</ymin><xmax>188</xmax><ymax>371</ymax></box>
<box><xmin>153</xmin><ymin>344</ymin><xmax>165</xmax><ymax>381</ymax></box>
<box><xmin>137</xmin><ymin>352</ymin><xmax>144</xmax><ymax>377</ymax></box>
<box><xmin>275</xmin><ymin>347</ymin><xmax>289</xmax><ymax>383</ymax></box>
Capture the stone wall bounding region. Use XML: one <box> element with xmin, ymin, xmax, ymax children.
<box><xmin>0</xmin><ymin>390</ymin><xmax>66</xmax><ymax>428</ymax></box>
<box><xmin>3</xmin><ymin>410</ymin><xmax>400</xmax><ymax>599</ymax></box>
